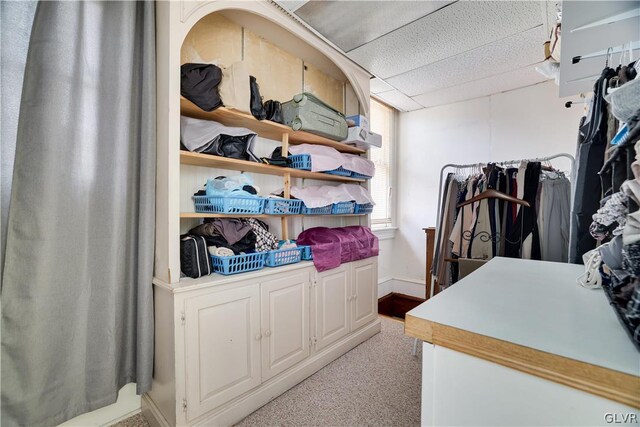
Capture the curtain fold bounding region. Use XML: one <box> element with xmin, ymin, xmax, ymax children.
<box><xmin>0</xmin><ymin>0</ymin><xmax>38</xmax><ymax>283</ymax></box>
<box><xmin>1</xmin><ymin>1</ymin><xmax>156</xmax><ymax>425</ymax></box>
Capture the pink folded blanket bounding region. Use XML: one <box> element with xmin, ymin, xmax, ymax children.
<box><xmin>297</xmin><ymin>226</ymin><xmax>379</xmax><ymax>272</ymax></box>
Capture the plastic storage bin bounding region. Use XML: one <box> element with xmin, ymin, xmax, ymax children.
<box><xmin>298</xmin><ymin>245</ymin><xmax>313</xmax><ymax>260</ymax></box>
<box><xmin>264</xmin><ymin>247</ymin><xmax>302</xmax><ymax>267</ymax></box>
<box><xmin>264</xmin><ymin>198</ymin><xmax>303</xmax><ymax>215</ymax></box>
<box><xmin>289</xmin><ymin>154</ymin><xmax>312</xmax><ymax>171</ymax></box>
<box><xmin>354</xmin><ymin>203</ymin><xmax>374</xmax><ymax>214</ymax></box>
<box><xmin>324</xmin><ymin>166</ymin><xmax>352</xmax><ymax>177</ymax></box>
<box><xmin>193</xmin><ymin>195</ymin><xmax>265</xmax><ymax>214</ymax></box>
<box><xmin>301</xmin><ymin>203</ymin><xmax>332</xmax><ymax>215</ymax></box>
<box><xmin>331</xmin><ymin>201</ymin><xmax>355</xmax><ymax>214</ymax></box>
<box><xmin>210</xmin><ymin>252</ymin><xmax>265</xmax><ymax>275</ymax></box>
<box><xmin>350</xmin><ymin>171</ymin><xmax>373</xmax><ymax>180</ymax></box>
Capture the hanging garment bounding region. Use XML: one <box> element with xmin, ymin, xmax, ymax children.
<box><xmin>1</xmin><ymin>2</ymin><xmax>156</xmax><ymax>426</ymax></box>
<box><xmin>570</xmin><ymin>67</ymin><xmax>617</xmax><ymax>263</ymax></box>
<box><xmin>516</xmin><ymin>161</ymin><xmax>528</xmax><ymax>214</ymax></box>
<box><xmin>539</xmin><ymin>176</ymin><xmax>571</xmax><ymax>262</ymax></box>
<box><xmin>505</xmin><ymin>162</ymin><xmax>542</xmax><ymax>260</ymax></box>
<box><xmin>434</xmin><ymin>175</ymin><xmax>460</xmax><ymax>288</ymax></box>
<box><xmin>470</xmin><ymin>178</ymin><xmax>493</xmax><ymax>260</ymax></box>
<box><xmin>432</xmin><ymin>174</ymin><xmax>453</xmax><ymax>279</ymax></box>
<box><xmin>450</xmin><ymin>176</ymin><xmax>478</xmax><ymax>257</ymax></box>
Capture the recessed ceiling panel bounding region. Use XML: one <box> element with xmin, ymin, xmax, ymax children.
<box><xmin>294</xmin><ymin>1</ymin><xmax>454</xmax><ymax>52</ymax></box>
<box><xmin>348</xmin><ymin>1</ymin><xmax>544</xmax><ymax>79</ymax></box>
<box><xmin>387</xmin><ymin>26</ymin><xmax>546</xmax><ymax>97</ymax></box>
<box><xmin>375</xmin><ymin>89</ymin><xmax>423</xmax><ymax>112</ymax></box>
<box><xmin>412</xmin><ymin>65</ymin><xmax>549</xmax><ymax>108</ymax></box>
<box><xmin>277</xmin><ymin>1</ymin><xmax>310</xmax><ymax>12</ymax></box>
<box><xmin>370</xmin><ymin>77</ymin><xmax>394</xmax><ymax>94</ymax></box>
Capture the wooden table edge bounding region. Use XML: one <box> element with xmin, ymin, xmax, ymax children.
<box><xmin>405</xmin><ymin>314</ymin><xmax>640</xmax><ymax>409</ymax></box>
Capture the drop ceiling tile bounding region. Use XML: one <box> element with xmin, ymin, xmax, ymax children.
<box><xmin>277</xmin><ymin>1</ymin><xmax>309</xmax><ymax>12</ymax></box>
<box><xmin>387</xmin><ymin>26</ymin><xmax>546</xmax><ymax>96</ymax></box>
<box><xmin>348</xmin><ymin>1</ymin><xmax>544</xmax><ymax>78</ymax></box>
<box><xmin>375</xmin><ymin>90</ymin><xmax>423</xmax><ymax>112</ymax></box>
<box><xmin>294</xmin><ymin>1</ymin><xmax>453</xmax><ymax>52</ymax></box>
<box><xmin>412</xmin><ymin>65</ymin><xmax>549</xmax><ymax>108</ymax></box>
<box><xmin>370</xmin><ymin>77</ymin><xmax>394</xmax><ymax>94</ymax></box>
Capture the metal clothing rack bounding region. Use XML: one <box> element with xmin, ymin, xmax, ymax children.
<box><xmin>434</xmin><ymin>153</ymin><xmax>576</xmax><ymax>232</ymax></box>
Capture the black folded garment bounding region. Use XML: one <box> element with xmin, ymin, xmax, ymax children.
<box><xmin>201</xmin><ymin>232</ymin><xmax>257</xmax><ymax>255</ymax></box>
<box><xmin>261</xmin><ymin>146</ymin><xmax>291</xmax><ymax>167</ymax></box>
<box><xmin>181</xmin><ymin>63</ymin><xmax>223</xmax><ymax>112</ymax></box>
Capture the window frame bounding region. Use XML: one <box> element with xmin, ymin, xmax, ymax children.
<box><xmin>368</xmin><ymin>96</ymin><xmax>398</xmax><ymax>239</ymax></box>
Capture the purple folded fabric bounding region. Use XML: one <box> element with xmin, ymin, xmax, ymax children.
<box><xmin>297</xmin><ymin>226</ymin><xmax>379</xmax><ymax>272</ymax></box>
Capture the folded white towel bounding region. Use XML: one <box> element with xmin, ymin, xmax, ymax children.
<box><xmin>208</xmin><ymin>246</ymin><xmax>235</xmax><ymax>257</ymax></box>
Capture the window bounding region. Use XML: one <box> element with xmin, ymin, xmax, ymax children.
<box><xmin>369</xmin><ymin>98</ymin><xmax>396</xmax><ymax>228</ymax></box>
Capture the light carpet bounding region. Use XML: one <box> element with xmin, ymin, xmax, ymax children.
<box><xmin>115</xmin><ymin>316</ymin><xmax>422</xmax><ymax>427</ymax></box>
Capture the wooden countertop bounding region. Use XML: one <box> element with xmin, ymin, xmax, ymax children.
<box><xmin>405</xmin><ymin>257</ymin><xmax>640</xmax><ymax>408</ymax></box>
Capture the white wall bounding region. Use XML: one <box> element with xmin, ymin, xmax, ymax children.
<box><xmin>389</xmin><ymin>81</ymin><xmax>584</xmax><ymax>283</ymax></box>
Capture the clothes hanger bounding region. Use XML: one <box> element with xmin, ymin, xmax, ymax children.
<box><xmin>457</xmin><ymin>188</ymin><xmax>530</xmax><ymax>208</ymax></box>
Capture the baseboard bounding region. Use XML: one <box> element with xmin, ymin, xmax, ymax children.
<box><xmin>381</xmin><ymin>278</ymin><xmax>425</xmax><ymax>299</ymax></box>
<box><xmin>144</xmin><ymin>319</ymin><xmax>380</xmax><ymax>427</ymax></box>
<box><xmin>142</xmin><ymin>393</ymin><xmax>171</xmax><ymax>427</ymax></box>
<box><xmin>102</xmin><ymin>408</ymin><xmax>142</xmax><ymax>426</ymax></box>
<box><xmin>377</xmin><ymin>277</ymin><xmax>393</xmax><ymax>298</ymax></box>
<box><xmin>59</xmin><ymin>383</ymin><xmax>141</xmax><ymax>427</ymax></box>
<box><xmin>378</xmin><ymin>292</ymin><xmax>425</xmax><ymax>319</ymax></box>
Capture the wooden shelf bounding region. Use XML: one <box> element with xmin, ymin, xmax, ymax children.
<box><xmin>180</xmin><ymin>98</ymin><xmax>365</xmax><ymax>155</ymax></box>
<box><xmin>180</xmin><ymin>213</ymin><xmax>366</xmax><ymax>219</ymax></box>
<box><xmin>180</xmin><ymin>151</ymin><xmax>365</xmax><ymax>183</ymax></box>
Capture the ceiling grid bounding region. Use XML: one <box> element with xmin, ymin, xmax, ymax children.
<box><xmin>280</xmin><ymin>0</ymin><xmax>556</xmax><ymax>111</ymax></box>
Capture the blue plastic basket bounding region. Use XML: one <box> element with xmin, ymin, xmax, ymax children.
<box><xmin>298</xmin><ymin>245</ymin><xmax>313</xmax><ymax>260</ymax></box>
<box><xmin>354</xmin><ymin>203</ymin><xmax>374</xmax><ymax>214</ymax></box>
<box><xmin>301</xmin><ymin>203</ymin><xmax>332</xmax><ymax>215</ymax></box>
<box><xmin>264</xmin><ymin>198</ymin><xmax>303</xmax><ymax>215</ymax></box>
<box><xmin>264</xmin><ymin>247</ymin><xmax>301</xmax><ymax>267</ymax></box>
<box><xmin>332</xmin><ymin>201</ymin><xmax>355</xmax><ymax>214</ymax></box>
<box><xmin>289</xmin><ymin>154</ymin><xmax>312</xmax><ymax>171</ymax></box>
<box><xmin>210</xmin><ymin>252</ymin><xmax>265</xmax><ymax>275</ymax></box>
<box><xmin>350</xmin><ymin>171</ymin><xmax>373</xmax><ymax>180</ymax></box>
<box><xmin>193</xmin><ymin>195</ymin><xmax>265</xmax><ymax>214</ymax></box>
<box><xmin>324</xmin><ymin>166</ymin><xmax>352</xmax><ymax>177</ymax></box>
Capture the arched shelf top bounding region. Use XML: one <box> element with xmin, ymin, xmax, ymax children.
<box><xmin>177</xmin><ymin>1</ymin><xmax>371</xmax><ymax>116</ymax></box>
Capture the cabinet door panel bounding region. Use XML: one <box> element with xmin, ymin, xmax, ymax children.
<box><xmin>185</xmin><ymin>285</ymin><xmax>261</xmax><ymax>420</ymax></box>
<box><xmin>351</xmin><ymin>258</ymin><xmax>378</xmax><ymax>331</ymax></box>
<box><xmin>315</xmin><ymin>264</ymin><xmax>350</xmax><ymax>351</ymax></box>
<box><xmin>261</xmin><ymin>272</ymin><xmax>310</xmax><ymax>381</ymax></box>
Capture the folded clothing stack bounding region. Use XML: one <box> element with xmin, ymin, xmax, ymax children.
<box><xmin>181</xmin><ymin>116</ymin><xmax>260</xmax><ymax>162</ymax></box>
<box><xmin>200</xmin><ymin>174</ymin><xmax>261</xmax><ymax>198</ymax></box>
<box><xmin>296</xmin><ymin>226</ymin><xmax>379</xmax><ymax>272</ymax></box>
<box><xmin>287</xmin><ymin>184</ymin><xmax>374</xmax><ymax>208</ymax></box>
<box><xmin>186</xmin><ymin>217</ymin><xmax>279</xmax><ymax>257</ymax></box>
<box><xmin>288</xmin><ymin>144</ymin><xmax>375</xmax><ymax>177</ymax></box>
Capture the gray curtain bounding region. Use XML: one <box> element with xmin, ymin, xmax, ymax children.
<box><xmin>1</xmin><ymin>2</ymin><xmax>156</xmax><ymax>426</ymax></box>
<box><xmin>1</xmin><ymin>0</ymin><xmax>38</xmax><ymax>282</ymax></box>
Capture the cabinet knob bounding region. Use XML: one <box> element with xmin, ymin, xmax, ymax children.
<box><xmin>265</xmin><ymin>330</ymin><xmax>272</xmax><ymax>337</ymax></box>
<box><xmin>255</xmin><ymin>333</ymin><xmax>262</xmax><ymax>340</ymax></box>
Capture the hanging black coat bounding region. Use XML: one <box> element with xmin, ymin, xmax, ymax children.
<box><xmin>569</xmin><ymin>67</ymin><xmax>617</xmax><ymax>263</ymax></box>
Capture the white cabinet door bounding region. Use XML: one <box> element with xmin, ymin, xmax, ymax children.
<box><xmin>184</xmin><ymin>285</ymin><xmax>261</xmax><ymax>420</ymax></box>
<box><xmin>350</xmin><ymin>257</ymin><xmax>378</xmax><ymax>331</ymax></box>
<box><xmin>261</xmin><ymin>272</ymin><xmax>310</xmax><ymax>381</ymax></box>
<box><xmin>314</xmin><ymin>264</ymin><xmax>350</xmax><ymax>351</ymax></box>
